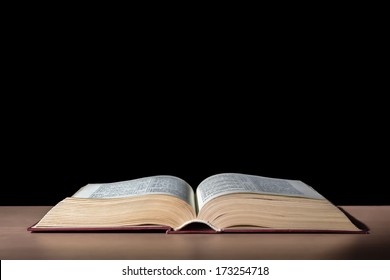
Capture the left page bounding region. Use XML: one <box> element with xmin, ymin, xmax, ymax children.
<box><xmin>73</xmin><ymin>175</ymin><xmax>195</xmax><ymax>209</ymax></box>
<box><xmin>29</xmin><ymin>175</ymin><xmax>197</xmax><ymax>231</ymax></box>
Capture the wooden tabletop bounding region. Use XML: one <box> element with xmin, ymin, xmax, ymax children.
<box><xmin>1</xmin><ymin>206</ymin><xmax>389</xmax><ymax>259</ymax></box>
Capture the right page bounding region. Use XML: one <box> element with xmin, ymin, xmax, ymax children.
<box><xmin>195</xmin><ymin>173</ymin><xmax>362</xmax><ymax>232</ymax></box>
<box><xmin>196</xmin><ymin>173</ymin><xmax>324</xmax><ymax>210</ymax></box>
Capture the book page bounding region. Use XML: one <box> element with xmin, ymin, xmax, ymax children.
<box><xmin>196</xmin><ymin>173</ymin><xmax>325</xmax><ymax>210</ymax></box>
<box><xmin>73</xmin><ymin>175</ymin><xmax>195</xmax><ymax>209</ymax></box>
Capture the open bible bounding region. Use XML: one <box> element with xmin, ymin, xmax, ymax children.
<box><xmin>28</xmin><ymin>173</ymin><xmax>364</xmax><ymax>233</ymax></box>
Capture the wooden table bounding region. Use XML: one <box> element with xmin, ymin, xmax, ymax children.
<box><xmin>1</xmin><ymin>206</ymin><xmax>389</xmax><ymax>259</ymax></box>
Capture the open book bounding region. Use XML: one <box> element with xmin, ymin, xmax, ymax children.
<box><xmin>28</xmin><ymin>173</ymin><xmax>364</xmax><ymax>233</ymax></box>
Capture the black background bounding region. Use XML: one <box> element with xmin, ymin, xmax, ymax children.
<box><xmin>3</xmin><ymin>15</ymin><xmax>387</xmax><ymax>206</ymax></box>
<box><xmin>2</xmin><ymin>93</ymin><xmax>387</xmax><ymax>206</ymax></box>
